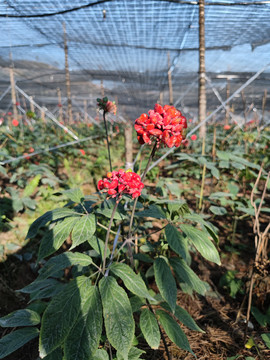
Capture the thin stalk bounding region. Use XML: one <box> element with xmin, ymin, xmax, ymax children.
<box><xmin>102</xmin><ymin>201</ymin><xmax>118</xmax><ymax>273</ymax></box>
<box><xmin>103</xmin><ymin>110</ymin><xmax>112</xmax><ymax>172</ymax></box>
<box><xmin>199</xmin><ymin>136</ymin><xmax>206</xmax><ymax>210</ymax></box>
<box><xmin>128</xmin><ymin>141</ymin><xmax>158</xmax><ymax>239</ymax></box>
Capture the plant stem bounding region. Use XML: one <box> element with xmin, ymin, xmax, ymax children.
<box><xmin>102</xmin><ymin>201</ymin><xmax>118</xmax><ymax>273</ymax></box>
<box><xmin>103</xmin><ymin>110</ymin><xmax>112</xmax><ymax>172</ymax></box>
<box><xmin>199</xmin><ymin>136</ymin><xmax>206</xmax><ymax>210</ymax></box>
<box><xmin>128</xmin><ymin>141</ymin><xmax>158</xmax><ymax>239</ymax></box>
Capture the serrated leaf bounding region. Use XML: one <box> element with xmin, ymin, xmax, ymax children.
<box><xmin>43</xmin><ymin>347</ymin><xmax>62</xmax><ymax>360</ymax></box>
<box><xmin>37</xmin><ymin>217</ymin><xmax>79</xmax><ymax>262</ymax></box>
<box><xmin>96</xmin><ymin>207</ymin><xmax>124</xmax><ymax>220</ymax></box>
<box><xmin>130</xmin><ymin>296</ymin><xmax>145</xmax><ymax>313</ymax></box>
<box><xmin>169</xmin><ymin>257</ymin><xmax>207</xmax><ymax>296</ymax></box>
<box><xmin>0</xmin><ymin>327</ymin><xmax>39</xmax><ymax>359</ymax></box>
<box><xmin>261</xmin><ymin>333</ymin><xmax>270</xmax><ymax>349</ymax></box>
<box><xmin>26</xmin><ymin>208</ymin><xmax>81</xmax><ymax>239</ymax></box>
<box><xmin>99</xmin><ymin>276</ymin><xmax>134</xmax><ymax>359</ymax></box>
<box><xmin>19</xmin><ymin>278</ymin><xmax>61</xmax><ymax>294</ymax></box>
<box><xmin>117</xmin><ymin>347</ymin><xmax>146</xmax><ymax>360</ymax></box>
<box><xmin>71</xmin><ymin>214</ymin><xmax>96</xmax><ymax>249</ymax></box>
<box><xmin>22</xmin><ymin>197</ymin><xmax>36</xmax><ymax>210</ymax></box>
<box><xmin>179</xmin><ymin>224</ymin><xmax>220</xmax><ymax>265</ymax></box>
<box><xmin>184</xmin><ymin>213</ymin><xmax>219</xmax><ymax>244</ymax></box>
<box><xmin>93</xmin><ymin>349</ymin><xmax>109</xmax><ymax>360</ymax></box>
<box><xmin>63</xmin><ymin>188</ymin><xmax>84</xmax><ymax>203</ymax></box>
<box><xmin>88</xmin><ymin>236</ymin><xmax>110</xmax><ymax>259</ymax></box>
<box><xmin>23</xmin><ymin>174</ymin><xmax>41</xmax><ymax>197</ymax></box>
<box><xmin>156</xmin><ymin>310</ymin><xmax>194</xmax><ymax>355</ymax></box>
<box><xmin>36</xmin><ymin>252</ymin><xmax>92</xmax><ymax>282</ymax></box>
<box><xmin>0</xmin><ymin>165</ymin><xmax>7</xmax><ymax>177</ymax></box>
<box><xmin>39</xmin><ymin>276</ymin><xmax>90</xmax><ymax>358</ymax></box>
<box><xmin>161</xmin><ymin>302</ymin><xmax>204</xmax><ymax>332</ymax></box>
<box><xmin>140</xmin><ymin>308</ymin><xmax>160</xmax><ymax>349</ymax></box>
<box><xmin>165</xmin><ymin>224</ymin><xmax>188</xmax><ymax>260</ymax></box>
<box><xmin>30</xmin><ymin>282</ymin><xmax>66</xmax><ymax>302</ymax></box>
<box><xmin>0</xmin><ymin>309</ymin><xmax>40</xmax><ymax>327</ymax></box>
<box><xmin>154</xmin><ymin>258</ymin><xmax>177</xmax><ymax>313</ymax></box>
<box><xmin>135</xmin><ymin>204</ymin><xmax>166</xmax><ymax>219</ymax></box>
<box><xmin>110</xmin><ymin>262</ymin><xmax>154</xmax><ymax>301</ymax></box>
<box><xmin>209</xmin><ymin>206</ymin><xmax>227</xmax><ymax>215</ymax></box>
<box><xmin>64</xmin><ymin>285</ymin><xmax>102</xmax><ymax>360</ymax></box>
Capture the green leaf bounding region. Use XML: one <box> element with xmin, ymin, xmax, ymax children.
<box><xmin>36</xmin><ymin>252</ymin><xmax>92</xmax><ymax>281</ymax></box>
<box><xmin>156</xmin><ymin>310</ymin><xmax>194</xmax><ymax>355</ymax></box>
<box><xmin>26</xmin><ymin>208</ymin><xmax>81</xmax><ymax>239</ymax></box>
<box><xmin>99</xmin><ymin>276</ymin><xmax>135</xmax><ymax>359</ymax></box>
<box><xmin>216</xmin><ymin>150</ymin><xmax>231</xmax><ymax>161</ymax></box>
<box><xmin>161</xmin><ymin>303</ymin><xmax>204</xmax><ymax>332</ymax></box>
<box><xmin>39</xmin><ymin>276</ymin><xmax>90</xmax><ymax>358</ymax></box>
<box><xmin>184</xmin><ymin>213</ymin><xmax>219</xmax><ymax>244</ymax></box>
<box><xmin>261</xmin><ymin>333</ymin><xmax>270</xmax><ymax>349</ymax></box>
<box><xmin>154</xmin><ymin>258</ymin><xmax>177</xmax><ymax>313</ymax></box>
<box><xmin>43</xmin><ymin>347</ymin><xmax>62</xmax><ymax>360</ymax></box>
<box><xmin>96</xmin><ymin>207</ymin><xmax>124</xmax><ymax>220</ymax></box>
<box><xmin>110</xmin><ymin>262</ymin><xmax>154</xmax><ymax>301</ymax></box>
<box><xmin>71</xmin><ymin>214</ymin><xmax>96</xmax><ymax>249</ymax></box>
<box><xmin>135</xmin><ymin>204</ymin><xmax>166</xmax><ymax>219</ymax></box>
<box><xmin>179</xmin><ymin>224</ymin><xmax>220</xmax><ymax>265</ymax></box>
<box><xmin>140</xmin><ymin>308</ymin><xmax>160</xmax><ymax>349</ymax></box>
<box><xmin>209</xmin><ymin>206</ymin><xmax>227</xmax><ymax>215</ymax></box>
<box><xmin>64</xmin><ymin>285</ymin><xmax>102</xmax><ymax>360</ymax></box>
<box><xmin>251</xmin><ymin>306</ymin><xmax>269</xmax><ymax>327</ymax></box>
<box><xmin>22</xmin><ymin>197</ymin><xmax>36</xmax><ymax>210</ymax></box>
<box><xmin>0</xmin><ymin>309</ymin><xmax>40</xmax><ymax>327</ymax></box>
<box><xmin>130</xmin><ymin>296</ymin><xmax>145</xmax><ymax>313</ymax></box>
<box><xmin>23</xmin><ymin>174</ymin><xmax>41</xmax><ymax>197</ymax></box>
<box><xmin>0</xmin><ymin>327</ymin><xmax>39</xmax><ymax>359</ymax></box>
<box><xmin>93</xmin><ymin>349</ymin><xmax>109</xmax><ymax>360</ymax></box>
<box><xmin>165</xmin><ymin>224</ymin><xmax>188</xmax><ymax>261</ymax></box>
<box><xmin>37</xmin><ymin>217</ymin><xmax>79</xmax><ymax>261</ymax></box>
<box><xmin>0</xmin><ymin>165</ymin><xmax>7</xmax><ymax>177</ymax></box>
<box><xmin>169</xmin><ymin>257</ymin><xmax>207</xmax><ymax>296</ymax></box>
<box><xmin>63</xmin><ymin>188</ymin><xmax>84</xmax><ymax>203</ymax></box>
<box><xmin>88</xmin><ymin>236</ymin><xmax>110</xmax><ymax>259</ymax></box>
<box><xmin>117</xmin><ymin>347</ymin><xmax>146</xmax><ymax>360</ymax></box>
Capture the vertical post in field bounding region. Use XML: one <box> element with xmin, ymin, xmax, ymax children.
<box><xmin>57</xmin><ymin>88</ymin><xmax>63</xmax><ymax>123</ymax></box>
<box><xmin>167</xmin><ymin>52</ymin><xmax>173</xmax><ymax>105</ymax></box>
<box><xmin>63</xmin><ymin>22</ymin><xmax>73</xmax><ymax>124</ymax></box>
<box><xmin>198</xmin><ymin>0</ymin><xmax>206</xmax><ymax>139</ymax></box>
<box><xmin>9</xmin><ymin>61</ymin><xmax>18</xmax><ymax>121</ymax></box>
<box><xmin>225</xmin><ymin>78</ymin><xmax>230</xmax><ymax>126</ymax></box>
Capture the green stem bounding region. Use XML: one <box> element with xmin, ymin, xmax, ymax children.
<box><xmin>102</xmin><ymin>201</ymin><xmax>118</xmax><ymax>273</ymax></box>
<box><xmin>103</xmin><ymin>110</ymin><xmax>112</xmax><ymax>172</ymax></box>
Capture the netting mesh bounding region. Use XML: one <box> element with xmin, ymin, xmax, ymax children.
<box><xmin>0</xmin><ymin>0</ymin><xmax>270</xmax><ymax>118</ymax></box>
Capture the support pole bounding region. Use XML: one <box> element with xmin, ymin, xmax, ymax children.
<box><xmin>198</xmin><ymin>0</ymin><xmax>206</xmax><ymax>138</ymax></box>
<box><xmin>225</xmin><ymin>78</ymin><xmax>230</xmax><ymax>125</ymax></box>
<box><xmin>262</xmin><ymin>89</ymin><xmax>267</xmax><ymax>124</ymax></box>
<box><xmin>57</xmin><ymin>88</ymin><xmax>63</xmax><ymax>123</ymax></box>
<box><xmin>167</xmin><ymin>52</ymin><xmax>173</xmax><ymax>105</ymax></box>
<box><xmin>124</xmin><ymin>121</ymin><xmax>133</xmax><ymax>170</ymax></box>
<box><xmin>84</xmin><ymin>100</ymin><xmax>88</xmax><ymax>123</ymax></box>
<box><xmin>29</xmin><ymin>96</ymin><xmax>35</xmax><ymax>113</ymax></box>
<box><xmin>159</xmin><ymin>91</ymin><xmax>164</xmax><ymax>106</ymax></box>
<box><xmin>9</xmin><ymin>64</ymin><xmax>18</xmax><ymax>121</ymax></box>
<box><xmin>101</xmin><ymin>80</ymin><xmax>104</xmax><ymax>97</ymax></box>
<box><xmin>63</xmin><ymin>22</ymin><xmax>73</xmax><ymax>124</ymax></box>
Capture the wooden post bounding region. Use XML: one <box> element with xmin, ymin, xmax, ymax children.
<box><xmin>241</xmin><ymin>90</ymin><xmax>247</xmax><ymax>124</ymax></box>
<box><xmin>159</xmin><ymin>91</ymin><xmax>164</xmax><ymax>106</ymax></box>
<box><xmin>167</xmin><ymin>52</ymin><xmax>173</xmax><ymax>105</ymax></box>
<box><xmin>9</xmin><ymin>64</ymin><xmax>18</xmax><ymax>121</ymax></box>
<box><xmin>41</xmin><ymin>107</ymin><xmax>45</xmax><ymax>122</ymax></box>
<box><xmin>262</xmin><ymin>89</ymin><xmax>267</xmax><ymax>123</ymax></box>
<box><xmin>57</xmin><ymin>88</ymin><xmax>63</xmax><ymax>123</ymax></box>
<box><xmin>63</xmin><ymin>22</ymin><xmax>73</xmax><ymax>124</ymax></box>
<box><xmin>29</xmin><ymin>96</ymin><xmax>35</xmax><ymax>113</ymax></box>
<box><xmin>124</xmin><ymin>121</ymin><xmax>133</xmax><ymax>170</ymax></box>
<box><xmin>225</xmin><ymin>78</ymin><xmax>230</xmax><ymax>126</ymax></box>
<box><xmin>101</xmin><ymin>80</ymin><xmax>104</xmax><ymax>97</ymax></box>
<box><xmin>198</xmin><ymin>0</ymin><xmax>206</xmax><ymax>139</ymax></box>
<box><xmin>84</xmin><ymin>100</ymin><xmax>88</xmax><ymax>123</ymax></box>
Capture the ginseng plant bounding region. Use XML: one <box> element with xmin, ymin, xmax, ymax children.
<box><xmin>0</xmin><ymin>101</ymin><xmax>221</xmax><ymax>360</ymax></box>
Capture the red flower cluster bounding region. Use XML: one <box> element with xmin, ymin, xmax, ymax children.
<box><xmin>98</xmin><ymin>169</ymin><xmax>144</xmax><ymax>199</ymax></box>
<box><xmin>135</xmin><ymin>104</ymin><xmax>187</xmax><ymax>148</ymax></box>
<box><xmin>12</xmin><ymin>119</ymin><xmax>19</xmax><ymax>127</ymax></box>
<box><xmin>97</xmin><ymin>97</ymin><xmax>117</xmax><ymax>115</ymax></box>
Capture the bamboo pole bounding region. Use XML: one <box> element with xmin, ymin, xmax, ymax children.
<box><xmin>9</xmin><ymin>64</ymin><xmax>18</xmax><ymax>121</ymax></box>
<box><xmin>241</xmin><ymin>90</ymin><xmax>247</xmax><ymax>124</ymax></box>
<box><xmin>167</xmin><ymin>52</ymin><xmax>173</xmax><ymax>105</ymax></box>
<box><xmin>159</xmin><ymin>91</ymin><xmax>164</xmax><ymax>106</ymax></box>
<box><xmin>101</xmin><ymin>79</ymin><xmax>105</xmax><ymax>97</ymax></box>
<box><xmin>124</xmin><ymin>121</ymin><xmax>133</xmax><ymax>170</ymax></box>
<box><xmin>63</xmin><ymin>22</ymin><xmax>73</xmax><ymax>124</ymax></box>
<box><xmin>225</xmin><ymin>78</ymin><xmax>230</xmax><ymax>126</ymax></box>
<box><xmin>29</xmin><ymin>96</ymin><xmax>35</xmax><ymax>113</ymax></box>
<box><xmin>262</xmin><ymin>89</ymin><xmax>267</xmax><ymax>123</ymax></box>
<box><xmin>198</xmin><ymin>0</ymin><xmax>206</xmax><ymax>138</ymax></box>
<box><xmin>84</xmin><ymin>100</ymin><xmax>88</xmax><ymax>123</ymax></box>
<box><xmin>57</xmin><ymin>88</ymin><xmax>63</xmax><ymax>123</ymax></box>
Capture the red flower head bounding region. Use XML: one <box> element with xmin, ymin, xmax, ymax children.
<box><xmin>23</xmin><ymin>152</ymin><xmax>30</xmax><ymax>160</ymax></box>
<box><xmin>191</xmin><ymin>134</ymin><xmax>197</xmax><ymax>141</ymax></box>
<box><xmin>135</xmin><ymin>103</ymin><xmax>187</xmax><ymax>148</ymax></box>
<box><xmin>224</xmin><ymin>124</ymin><xmax>231</xmax><ymax>130</ymax></box>
<box><xmin>12</xmin><ymin>119</ymin><xmax>19</xmax><ymax>127</ymax></box>
<box><xmin>16</xmin><ymin>102</ymin><xmax>20</xmax><ymax>106</ymax></box>
<box><xmin>79</xmin><ymin>149</ymin><xmax>85</xmax><ymax>156</ymax></box>
<box><xmin>29</xmin><ymin>147</ymin><xmax>35</xmax><ymax>153</ymax></box>
<box><xmin>98</xmin><ymin>169</ymin><xmax>144</xmax><ymax>199</ymax></box>
<box><xmin>97</xmin><ymin>97</ymin><xmax>117</xmax><ymax>115</ymax></box>
<box><xmin>8</xmin><ymin>112</ymin><xmax>12</xmax><ymax>116</ymax></box>
<box><xmin>0</xmin><ymin>118</ymin><xmax>3</xmax><ymax>125</ymax></box>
